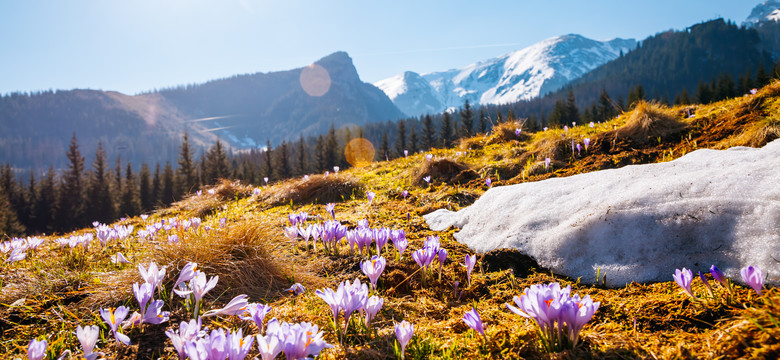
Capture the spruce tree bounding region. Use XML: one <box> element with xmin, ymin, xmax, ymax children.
<box><xmin>297</xmin><ymin>136</ymin><xmax>307</xmax><ymax>175</ymax></box>
<box><xmin>597</xmin><ymin>89</ymin><xmax>613</xmax><ymax>122</ymax></box>
<box><xmin>565</xmin><ymin>89</ymin><xmax>580</xmax><ymax>125</ymax></box>
<box><xmin>56</xmin><ymin>133</ymin><xmax>86</xmax><ymax>231</ymax></box>
<box><xmin>176</xmin><ymin>131</ymin><xmax>197</xmax><ymax>196</ymax></box>
<box><xmin>408</xmin><ymin>124</ymin><xmax>419</xmax><ymax>154</ymax></box>
<box><xmin>394</xmin><ymin>119</ymin><xmax>407</xmax><ymax>157</ymax></box>
<box><xmin>440</xmin><ymin>112</ymin><xmax>453</xmax><ymax>148</ymax></box>
<box><xmin>697</xmin><ymin>80</ymin><xmax>712</xmax><ymax>104</ymax></box>
<box><xmin>276</xmin><ymin>141</ymin><xmax>291</xmax><ymax>179</ymax></box>
<box><xmin>120</xmin><ymin>163</ymin><xmax>140</xmax><ymax>217</ymax></box>
<box><xmin>325</xmin><ymin>123</ymin><xmax>338</xmax><ymax>169</ymax></box>
<box><xmin>34</xmin><ymin>166</ymin><xmax>57</xmax><ymax>233</ymax></box>
<box><xmin>422</xmin><ymin>115</ymin><xmax>436</xmax><ymax>150</ymax></box>
<box><xmin>380</xmin><ymin>132</ymin><xmax>390</xmax><ymax>161</ymax></box>
<box><xmin>162</xmin><ymin>162</ymin><xmax>175</xmax><ymax>205</ymax></box>
<box><xmin>86</xmin><ymin>142</ymin><xmax>114</xmax><ymax>224</ymax></box>
<box><xmin>24</xmin><ymin>170</ymin><xmax>37</xmax><ymax>230</ymax></box>
<box><xmin>205</xmin><ymin>139</ymin><xmax>229</xmax><ymax>184</ymax></box>
<box><xmin>315</xmin><ymin>135</ymin><xmax>325</xmax><ymax>171</ymax></box>
<box><xmin>152</xmin><ymin>163</ymin><xmax>162</xmax><ymax>207</ymax></box>
<box><xmin>755</xmin><ymin>65</ymin><xmax>769</xmax><ymax>87</ymax></box>
<box><xmin>263</xmin><ymin>140</ymin><xmax>273</xmax><ymax>180</ymax></box>
<box><xmin>0</xmin><ymin>187</ymin><xmax>24</xmax><ymax>236</ymax></box>
<box><xmin>460</xmin><ymin>100</ymin><xmax>474</xmax><ymax>137</ymax></box>
<box><xmin>139</xmin><ymin>163</ymin><xmax>153</xmax><ymax>212</ymax></box>
<box><xmin>478</xmin><ymin>109</ymin><xmax>488</xmax><ymax>134</ymax></box>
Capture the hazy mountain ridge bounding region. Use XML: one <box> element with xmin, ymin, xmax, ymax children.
<box><xmin>374</xmin><ymin>35</ymin><xmax>636</xmax><ymax>117</ymax></box>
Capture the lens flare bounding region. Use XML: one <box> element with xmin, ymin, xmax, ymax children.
<box><xmin>344</xmin><ymin>138</ymin><xmax>375</xmax><ymax>167</ymax></box>
<box><xmin>299</xmin><ymin>64</ymin><xmax>331</xmax><ymax>97</ymax></box>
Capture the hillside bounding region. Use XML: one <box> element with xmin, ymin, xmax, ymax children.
<box><xmin>1</xmin><ymin>81</ymin><xmax>779</xmax><ymax>359</ymax></box>
<box><xmin>0</xmin><ymin>52</ymin><xmax>405</xmax><ymax>170</ymax></box>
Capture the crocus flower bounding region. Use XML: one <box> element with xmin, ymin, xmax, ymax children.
<box><xmin>203</xmin><ymin>294</ymin><xmax>249</xmax><ymax>317</ymax></box>
<box><xmin>364</xmin><ymin>295</ymin><xmax>384</xmax><ymax>327</ymax></box>
<box><xmin>324</xmin><ymin>171</ymin><xmax>330</xmax><ymax>176</ymax></box>
<box><xmin>166</xmin><ymin>319</ymin><xmax>203</xmax><ymax>360</ymax></box>
<box><xmin>559</xmin><ymin>294</ymin><xmax>600</xmax><ymax>347</ymax></box>
<box><xmin>100</xmin><ymin>306</ymin><xmax>131</xmax><ymax>345</ymax></box>
<box><xmin>26</xmin><ymin>339</ymin><xmax>47</xmax><ymax>360</ymax></box>
<box><xmin>710</xmin><ymin>265</ymin><xmax>728</xmax><ymax>287</ymax></box>
<box><xmin>253</xmin><ymin>187</ymin><xmax>262</xmax><ymax>195</ymax></box>
<box><xmin>423</xmin><ymin>176</ymin><xmax>431</xmax><ymax>184</ymax></box>
<box><xmin>133</xmin><ymin>282</ymin><xmax>153</xmax><ymax>313</ymax></box>
<box><xmin>286</xmin><ymin>283</ymin><xmax>306</xmax><ymax>295</ymax></box>
<box><xmin>207</xmin><ymin>189</ymin><xmax>216</xmax><ymax>195</ymax></box>
<box><xmin>278</xmin><ymin>321</ymin><xmax>333</xmax><ymax>360</ymax></box>
<box><xmin>564</xmin><ymin>125</ymin><xmax>569</xmax><ymax>134</ymax></box>
<box><xmin>76</xmin><ymin>325</ymin><xmax>100</xmax><ymax>359</ymax></box>
<box><xmin>315</xmin><ymin>287</ymin><xmax>341</xmax><ymax>325</ymax></box>
<box><xmin>544</xmin><ymin>157</ymin><xmax>551</xmax><ymax>170</ymax></box>
<box><xmin>402</xmin><ymin>190</ymin><xmax>408</xmax><ymax>198</ymax></box>
<box><xmin>6</xmin><ymin>248</ymin><xmax>25</xmax><ymax>263</ymax></box>
<box><xmin>465</xmin><ymin>254</ymin><xmax>477</xmax><ymax>286</ymax></box>
<box><xmin>203</xmin><ymin>329</ymin><xmax>228</xmax><ymax>360</ymax></box>
<box><xmin>589</xmin><ymin>122</ymin><xmax>595</xmax><ymax>128</ymax></box>
<box><xmin>185</xmin><ymin>340</ymin><xmax>209</xmax><ymax>360</ymax></box>
<box><xmin>138</xmin><ymin>262</ymin><xmax>165</xmax><ymax>294</ymax></box>
<box><xmin>240</xmin><ymin>303</ymin><xmax>272</xmax><ymax>333</ymax></box>
<box><xmin>373</xmin><ymin>227</ymin><xmax>390</xmax><ymax>254</ymax></box>
<box><xmin>515</xmin><ymin>128</ymin><xmax>522</xmax><ymax>136</ymax></box>
<box><xmin>395</xmin><ymin>321</ymin><xmax>414</xmax><ymax>360</ymax></box>
<box><xmin>326</xmin><ymin>203</ymin><xmax>336</xmax><ymax>219</ymax></box>
<box><xmin>741</xmin><ymin>266</ymin><xmax>764</xmax><ymax>295</ymax></box>
<box><xmin>544</xmin><ymin>127</ymin><xmax>548</xmax><ymax>131</ymax></box>
<box><xmin>425</xmin><ymin>154</ymin><xmax>433</xmax><ymax>161</ymax></box>
<box><xmin>227</xmin><ymin>329</ymin><xmax>254</xmax><ymax>360</ymax></box>
<box><xmin>673</xmin><ymin>268</ymin><xmax>695</xmax><ymax>298</ymax></box>
<box><xmin>283</xmin><ymin>226</ymin><xmax>299</xmax><ymax>241</ymax></box>
<box><xmin>197</xmin><ymin>190</ymin><xmax>202</xmax><ymax>196</ymax></box>
<box><xmin>576</xmin><ymin>143</ymin><xmax>582</xmax><ymax>155</ymax></box>
<box><xmin>333</xmin><ymin>166</ymin><xmax>339</xmax><ymax>173</ymax></box>
<box><xmin>412</xmin><ymin>248</ymin><xmax>435</xmax><ymax>270</ymax></box>
<box><xmin>187</xmin><ymin>271</ymin><xmax>219</xmax><ymax>317</ymax></box>
<box><xmin>750</xmin><ymin>88</ymin><xmax>758</xmax><ymax>95</ymax></box>
<box><xmin>256</xmin><ymin>332</ymin><xmax>282</xmax><ymax>360</ymax></box>
<box><xmin>366</xmin><ymin>191</ymin><xmax>376</xmax><ymax>204</ymax></box>
<box><xmin>485</xmin><ymin>178</ymin><xmax>492</xmax><ymax>187</ymax></box>
<box><xmin>463</xmin><ymin>307</ymin><xmax>486</xmax><ymax>339</ymax></box>
<box><xmin>361</xmin><ymin>256</ymin><xmax>386</xmax><ymax>291</ymax></box>
<box><xmin>404</xmin><ymin>150</ymin><xmax>409</xmax><ymax>157</ymax></box>
<box><xmin>699</xmin><ymin>271</ymin><xmax>713</xmax><ymax>296</ymax></box>
<box><xmin>174</xmin><ymin>262</ymin><xmax>198</xmax><ymax>289</ymax></box>
<box><xmin>111</xmin><ymin>252</ymin><xmax>130</xmax><ymax>264</ymax></box>
<box><xmin>264</xmin><ymin>177</ymin><xmax>269</xmax><ymax>185</ymax></box>
<box><xmin>583</xmin><ymin>138</ymin><xmax>591</xmax><ymax>150</ymax></box>
<box><xmin>142</xmin><ymin>299</ymin><xmax>170</xmax><ymax>324</ymax></box>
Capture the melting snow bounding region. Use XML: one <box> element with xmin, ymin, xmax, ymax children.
<box><xmin>425</xmin><ymin>140</ymin><xmax>780</xmax><ymax>287</ymax></box>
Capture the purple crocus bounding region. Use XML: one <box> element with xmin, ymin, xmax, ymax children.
<box><xmin>423</xmin><ymin>176</ymin><xmax>431</xmax><ymax>184</ymax></box>
<box><xmin>559</xmin><ymin>294</ymin><xmax>600</xmax><ymax>347</ymax></box>
<box><xmin>412</xmin><ymin>248</ymin><xmax>435</xmax><ymax>270</ymax></box>
<box><xmin>463</xmin><ymin>307</ymin><xmax>486</xmax><ymax>339</ymax></box>
<box><xmin>203</xmin><ymin>329</ymin><xmax>228</xmax><ymax>360</ymax></box>
<box><xmin>740</xmin><ymin>266</ymin><xmax>764</xmax><ymax>295</ymax></box>
<box><xmin>465</xmin><ymin>254</ymin><xmax>477</xmax><ymax>286</ymax></box>
<box><xmin>402</xmin><ymin>190</ymin><xmax>408</xmax><ymax>199</ymax></box>
<box><xmin>425</xmin><ymin>154</ymin><xmax>433</xmax><ymax>161</ymax></box>
<box><xmin>364</xmin><ymin>295</ymin><xmax>384</xmax><ymax>327</ymax></box>
<box><xmin>404</xmin><ymin>150</ymin><xmax>409</xmax><ymax>157</ymax></box>
<box><xmin>395</xmin><ymin>320</ymin><xmax>414</xmax><ymax>360</ymax></box>
<box><xmin>240</xmin><ymin>303</ymin><xmax>273</xmax><ymax>333</ymax></box>
<box><xmin>227</xmin><ymin>329</ymin><xmax>254</xmax><ymax>360</ymax></box>
<box><xmin>576</xmin><ymin>143</ymin><xmax>582</xmax><ymax>155</ymax></box>
<box><xmin>256</xmin><ymin>332</ymin><xmax>282</xmax><ymax>360</ymax></box>
<box><xmin>326</xmin><ymin>203</ymin><xmax>336</xmax><ymax>219</ymax></box>
<box><xmin>133</xmin><ymin>282</ymin><xmax>153</xmax><ymax>313</ymax></box>
<box><xmin>373</xmin><ymin>227</ymin><xmax>390</xmax><ymax>254</ymax></box>
<box><xmin>485</xmin><ymin>178</ymin><xmax>492</xmax><ymax>187</ymax></box>
<box><xmin>361</xmin><ymin>256</ymin><xmax>386</xmax><ymax>291</ymax></box>
<box><xmin>699</xmin><ymin>271</ymin><xmax>713</xmax><ymax>296</ymax></box>
<box><xmin>138</xmin><ymin>262</ymin><xmax>165</xmax><ymax>295</ymax></box>
<box><xmin>315</xmin><ymin>287</ymin><xmax>341</xmax><ymax>326</ymax></box>
<box><xmin>100</xmin><ymin>306</ymin><xmax>131</xmax><ymax>345</ymax></box>
<box><xmin>515</xmin><ymin>128</ymin><xmax>522</xmax><ymax>137</ymax></box>
<box><xmin>544</xmin><ymin>157</ymin><xmax>551</xmax><ymax>170</ymax></box>
<box><xmin>366</xmin><ymin>191</ymin><xmax>376</xmax><ymax>204</ymax></box>
<box><xmin>710</xmin><ymin>265</ymin><xmax>728</xmax><ymax>287</ymax></box>
<box><xmin>203</xmin><ymin>294</ymin><xmax>249</xmax><ymax>317</ymax></box>
<box><xmin>673</xmin><ymin>268</ymin><xmax>695</xmax><ymax>298</ymax></box>
<box><xmin>174</xmin><ymin>262</ymin><xmax>198</xmax><ymax>289</ymax></box>
<box><xmin>76</xmin><ymin>325</ymin><xmax>100</xmax><ymax>360</ymax></box>
<box><xmin>286</xmin><ymin>283</ymin><xmax>306</xmax><ymax>296</ymax></box>
<box><xmin>141</xmin><ymin>300</ymin><xmax>171</xmax><ymax>325</ymax></box>
<box><xmin>26</xmin><ymin>339</ymin><xmax>47</xmax><ymax>360</ymax></box>
<box><xmin>437</xmin><ymin>248</ymin><xmax>447</xmax><ymax>280</ymax></box>
<box><xmin>333</xmin><ymin>166</ymin><xmax>340</xmax><ymax>173</ymax></box>
<box><xmin>264</xmin><ymin>177</ymin><xmax>269</xmax><ymax>185</ymax></box>
<box><xmin>583</xmin><ymin>138</ymin><xmax>591</xmax><ymax>150</ymax></box>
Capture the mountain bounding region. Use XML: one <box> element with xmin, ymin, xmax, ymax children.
<box><xmin>374</xmin><ymin>35</ymin><xmax>636</xmax><ymax>117</ymax></box>
<box><xmin>744</xmin><ymin>0</ymin><xmax>780</xmax><ymax>26</ymax></box>
<box><xmin>159</xmin><ymin>52</ymin><xmax>405</xmax><ymax>147</ymax></box>
<box><xmin>0</xmin><ymin>52</ymin><xmax>405</xmax><ymax>170</ymax></box>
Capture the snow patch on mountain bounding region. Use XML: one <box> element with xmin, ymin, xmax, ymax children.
<box><xmin>744</xmin><ymin>0</ymin><xmax>780</xmax><ymax>26</ymax></box>
<box><xmin>375</xmin><ymin>34</ymin><xmax>635</xmax><ymax>117</ymax></box>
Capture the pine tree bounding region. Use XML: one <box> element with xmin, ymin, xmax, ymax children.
<box><xmin>263</xmin><ymin>140</ymin><xmax>273</xmax><ymax>181</ymax></box>
<box><xmin>0</xmin><ymin>186</ymin><xmax>24</xmax><ymax>236</ymax></box>
<box><xmin>139</xmin><ymin>163</ymin><xmax>153</xmax><ymax>212</ymax></box>
<box><xmin>56</xmin><ymin>133</ymin><xmax>86</xmax><ymax>230</ymax></box>
<box><xmin>460</xmin><ymin>100</ymin><xmax>474</xmax><ymax>137</ymax></box>
<box><xmin>120</xmin><ymin>163</ymin><xmax>140</xmax><ymax>217</ymax></box>
<box><xmin>440</xmin><ymin>112</ymin><xmax>453</xmax><ymax>147</ymax></box>
<box><xmin>176</xmin><ymin>131</ymin><xmax>197</xmax><ymax>196</ymax></box>
<box><xmin>205</xmin><ymin>139</ymin><xmax>230</xmax><ymax>184</ymax></box>
<box><xmin>565</xmin><ymin>89</ymin><xmax>580</xmax><ymax>125</ymax></box>
<box><xmin>755</xmin><ymin>65</ymin><xmax>769</xmax><ymax>87</ymax></box>
<box><xmin>325</xmin><ymin>123</ymin><xmax>338</xmax><ymax>168</ymax></box>
<box><xmin>86</xmin><ymin>142</ymin><xmax>114</xmax><ymax>224</ymax></box>
<box><xmin>276</xmin><ymin>141</ymin><xmax>291</xmax><ymax>179</ymax></box>
<box><xmin>697</xmin><ymin>80</ymin><xmax>712</xmax><ymax>104</ymax></box>
<box><xmin>394</xmin><ymin>119</ymin><xmax>407</xmax><ymax>157</ymax></box>
<box><xmin>597</xmin><ymin>89</ymin><xmax>613</xmax><ymax>122</ymax></box>
<box><xmin>380</xmin><ymin>132</ymin><xmax>390</xmax><ymax>161</ymax></box>
<box><xmin>297</xmin><ymin>136</ymin><xmax>307</xmax><ymax>175</ymax></box>
<box><xmin>422</xmin><ymin>115</ymin><xmax>436</xmax><ymax>150</ymax></box>
<box><xmin>152</xmin><ymin>163</ymin><xmax>162</xmax><ymax>207</ymax></box>
<box><xmin>547</xmin><ymin>99</ymin><xmax>566</xmax><ymax>127</ymax></box>
<box><xmin>478</xmin><ymin>109</ymin><xmax>488</xmax><ymax>134</ymax></box>
<box><xmin>408</xmin><ymin>124</ymin><xmax>419</xmax><ymax>154</ymax></box>
<box><xmin>315</xmin><ymin>135</ymin><xmax>325</xmax><ymax>171</ymax></box>
<box><xmin>23</xmin><ymin>170</ymin><xmax>37</xmax><ymax>230</ymax></box>
<box><xmin>162</xmin><ymin>162</ymin><xmax>175</xmax><ymax>205</ymax></box>
<box><xmin>34</xmin><ymin>166</ymin><xmax>57</xmax><ymax>233</ymax></box>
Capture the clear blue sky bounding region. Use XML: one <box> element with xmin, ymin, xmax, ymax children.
<box><xmin>0</xmin><ymin>0</ymin><xmax>756</xmax><ymax>95</ymax></box>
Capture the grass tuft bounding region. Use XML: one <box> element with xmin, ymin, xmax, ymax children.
<box><xmin>260</xmin><ymin>174</ymin><xmax>365</xmax><ymax>206</ymax></box>
<box><xmin>411</xmin><ymin>158</ymin><xmax>477</xmax><ymax>186</ymax></box>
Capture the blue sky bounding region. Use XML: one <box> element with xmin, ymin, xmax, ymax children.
<box><xmin>0</xmin><ymin>0</ymin><xmax>756</xmax><ymax>95</ymax></box>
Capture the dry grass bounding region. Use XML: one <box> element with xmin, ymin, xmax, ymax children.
<box><xmin>169</xmin><ymin>179</ymin><xmax>255</xmax><ymax>218</ymax></box>
<box><xmin>486</xmin><ymin>120</ymin><xmax>531</xmax><ymax>145</ymax></box>
<box><xmin>411</xmin><ymin>158</ymin><xmax>477</xmax><ymax>186</ymax></box>
<box><xmin>260</xmin><ymin>173</ymin><xmax>365</xmax><ymax>206</ymax></box>
<box><xmin>608</xmin><ymin>101</ymin><xmax>689</xmax><ymax>145</ymax></box>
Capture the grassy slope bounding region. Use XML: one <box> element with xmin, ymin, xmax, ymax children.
<box><xmin>2</xmin><ymin>82</ymin><xmax>780</xmax><ymax>359</ymax></box>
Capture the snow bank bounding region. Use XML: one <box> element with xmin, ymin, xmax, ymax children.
<box><xmin>425</xmin><ymin>139</ymin><xmax>780</xmax><ymax>287</ymax></box>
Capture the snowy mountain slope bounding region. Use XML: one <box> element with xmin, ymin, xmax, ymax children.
<box><xmin>375</xmin><ymin>34</ymin><xmax>635</xmax><ymax>117</ymax></box>
<box><xmin>744</xmin><ymin>0</ymin><xmax>780</xmax><ymax>26</ymax></box>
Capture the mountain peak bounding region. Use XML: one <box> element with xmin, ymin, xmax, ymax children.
<box><xmin>375</xmin><ymin>34</ymin><xmax>635</xmax><ymax>117</ymax></box>
<box><xmin>744</xmin><ymin>0</ymin><xmax>780</xmax><ymax>26</ymax></box>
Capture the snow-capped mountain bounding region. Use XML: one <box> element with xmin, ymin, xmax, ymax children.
<box><xmin>375</xmin><ymin>34</ymin><xmax>636</xmax><ymax>117</ymax></box>
<box><xmin>744</xmin><ymin>0</ymin><xmax>780</xmax><ymax>26</ymax></box>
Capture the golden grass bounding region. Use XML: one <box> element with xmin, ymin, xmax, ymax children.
<box><xmin>260</xmin><ymin>173</ymin><xmax>365</xmax><ymax>206</ymax></box>
<box><xmin>411</xmin><ymin>158</ymin><xmax>477</xmax><ymax>186</ymax></box>
<box><xmin>485</xmin><ymin>120</ymin><xmax>531</xmax><ymax>145</ymax></box>
<box><xmin>610</xmin><ymin>101</ymin><xmax>689</xmax><ymax>145</ymax></box>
